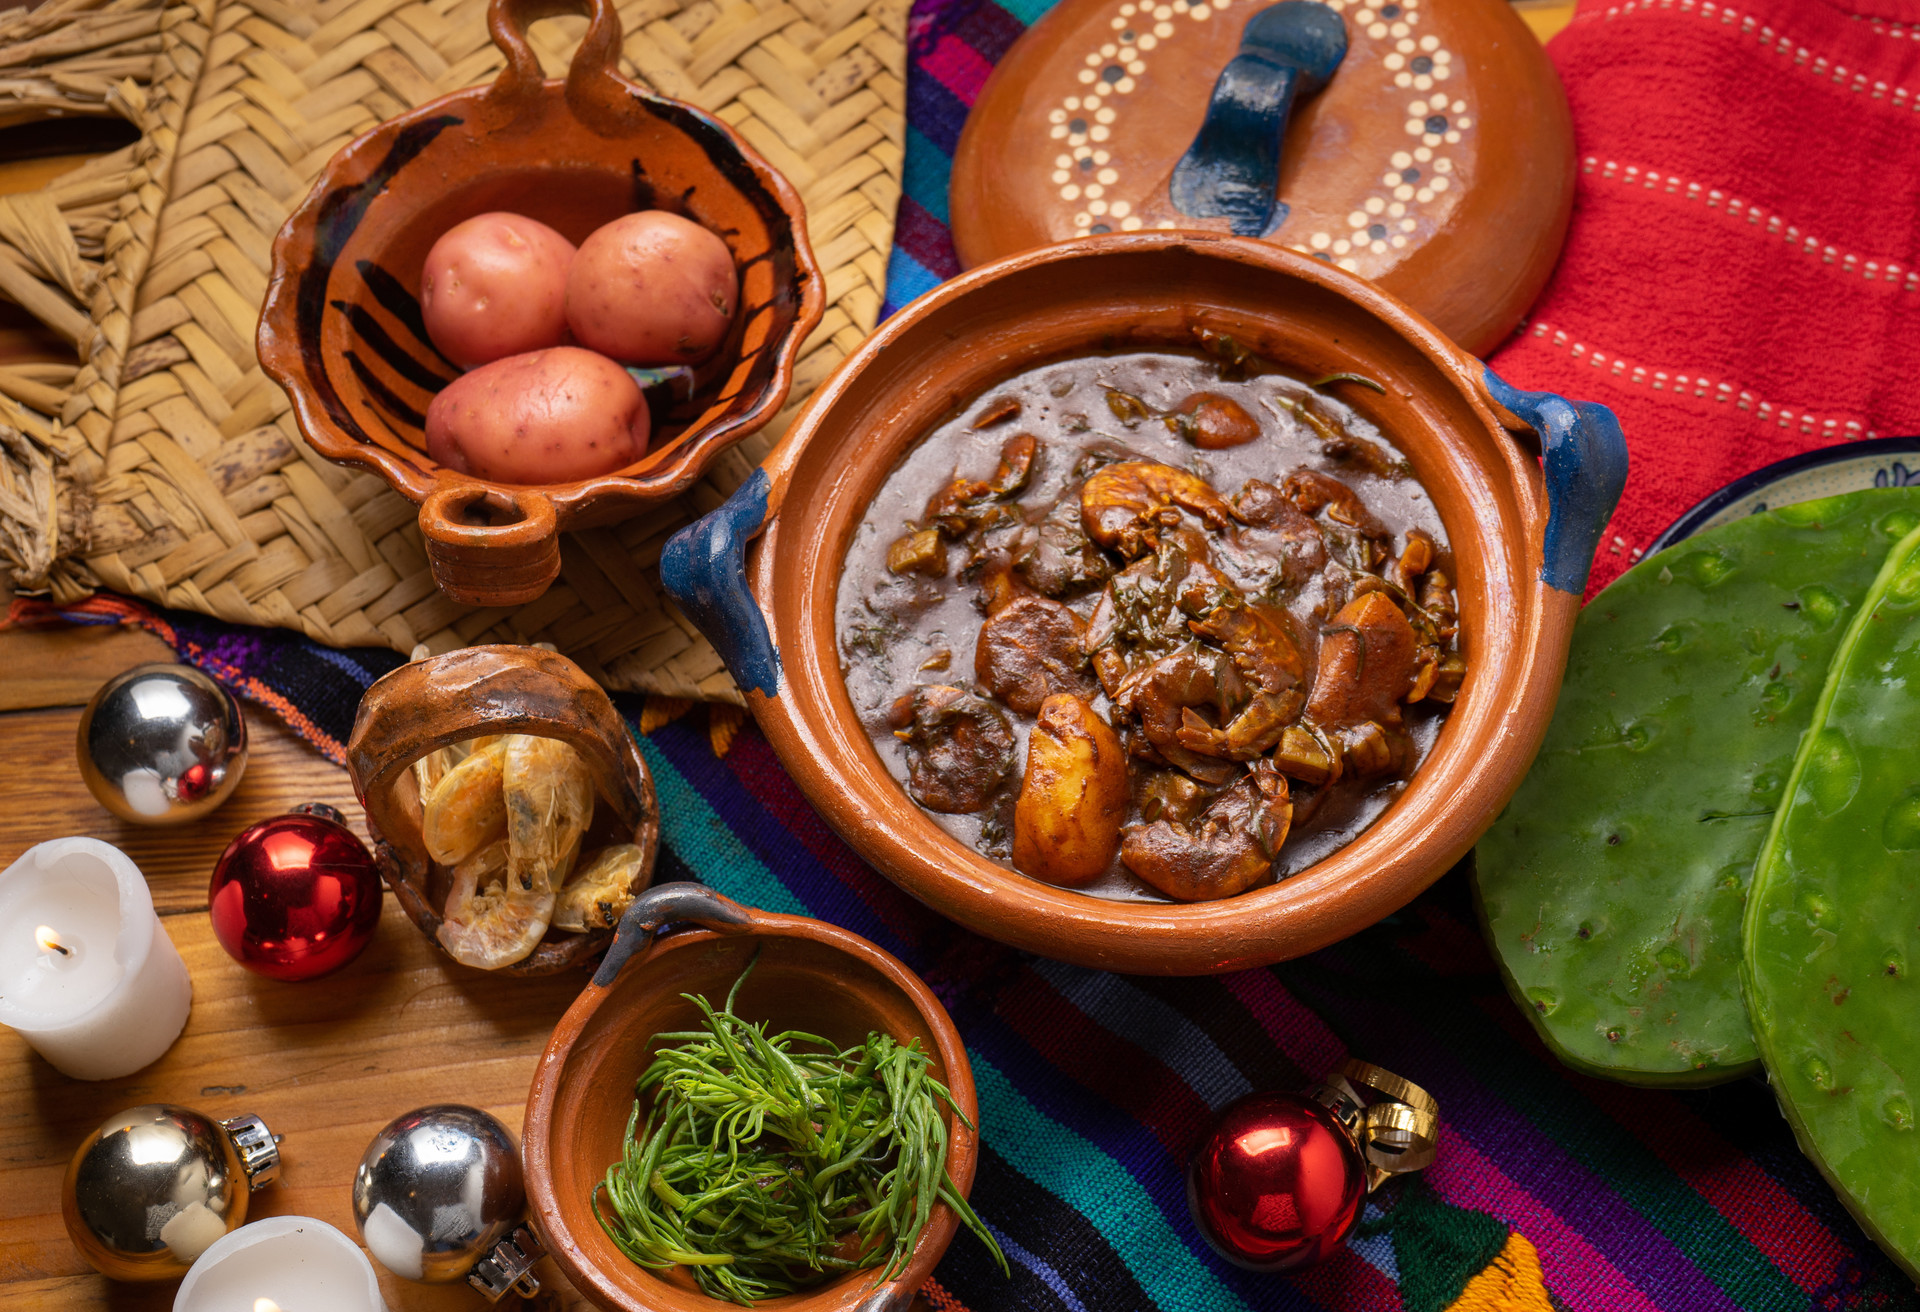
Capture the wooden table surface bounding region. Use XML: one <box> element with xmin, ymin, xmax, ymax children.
<box><xmin>0</xmin><ymin>620</ymin><xmax>602</xmax><ymax>1311</ymax></box>
<box><xmin>0</xmin><ymin>4</ymin><xmax>1577</xmax><ymax>1303</ymax></box>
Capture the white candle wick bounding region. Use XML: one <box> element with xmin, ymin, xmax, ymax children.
<box><xmin>35</xmin><ymin>925</ymin><xmax>75</xmax><ymax>960</ymax></box>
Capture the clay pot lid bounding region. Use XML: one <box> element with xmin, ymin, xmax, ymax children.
<box><xmin>949</xmin><ymin>0</ymin><xmax>1575</xmax><ymax>354</ymax></box>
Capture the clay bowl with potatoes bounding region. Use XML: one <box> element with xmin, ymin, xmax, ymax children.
<box><xmin>258</xmin><ymin>0</ymin><xmax>823</xmax><ymax>609</ymax></box>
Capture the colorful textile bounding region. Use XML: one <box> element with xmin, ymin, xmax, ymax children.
<box><xmin>13</xmin><ymin>594</ymin><xmax>404</xmax><ymax>761</ymax></box>
<box><xmin>17</xmin><ymin>592</ymin><xmax>1919</xmax><ymax>1310</ymax></box>
<box><xmin>1482</xmin><ymin>0</ymin><xmax>1920</xmax><ymax>593</ymax></box>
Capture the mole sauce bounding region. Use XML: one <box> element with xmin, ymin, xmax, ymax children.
<box><xmin>834</xmin><ymin>348</ymin><xmax>1459</xmax><ymax>903</ymax></box>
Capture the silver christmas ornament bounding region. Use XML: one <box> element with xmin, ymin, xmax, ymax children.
<box><xmin>62</xmin><ymin>1104</ymin><xmax>281</xmax><ymax>1281</ymax></box>
<box><xmin>77</xmin><ymin>663</ymin><xmax>247</xmax><ymax>825</ymax></box>
<box><xmin>352</xmin><ymin>1104</ymin><xmax>542</xmax><ymax>1300</ymax></box>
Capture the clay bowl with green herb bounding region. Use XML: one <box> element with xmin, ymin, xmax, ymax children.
<box><xmin>523</xmin><ymin>882</ymin><xmax>989</xmax><ymax>1311</ymax></box>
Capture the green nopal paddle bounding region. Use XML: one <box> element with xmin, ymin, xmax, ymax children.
<box><xmin>1743</xmin><ymin>520</ymin><xmax>1920</xmax><ymax>1278</ymax></box>
<box><xmin>1477</xmin><ymin>488</ymin><xmax>1920</xmax><ymax>1086</ymax></box>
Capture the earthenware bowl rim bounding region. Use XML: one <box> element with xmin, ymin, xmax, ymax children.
<box><xmin>257</xmin><ymin>73</ymin><xmax>826</xmax><ymax>518</ymax></box>
<box><xmin>523</xmin><ymin>906</ymin><xmax>977</xmax><ymax>1311</ymax></box>
<box><xmin>747</xmin><ymin>232</ymin><xmax>1562</xmax><ymax>970</ymax></box>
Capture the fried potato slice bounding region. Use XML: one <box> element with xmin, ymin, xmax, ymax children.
<box><xmin>1013</xmin><ymin>694</ymin><xmax>1129</xmax><ymax>887</ymax></box>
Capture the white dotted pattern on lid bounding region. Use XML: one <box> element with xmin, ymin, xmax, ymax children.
<box><xmin>1047</xmin><ymin>0</ymin><xmax>1472</xmax><ymax>264</ymax></box>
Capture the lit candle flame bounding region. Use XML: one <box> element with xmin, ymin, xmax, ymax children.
<box><xmin>34</xmin><ymin>926</ymin><xmax>71</xmax><ymax>957</ymax></box>
<box><xmin>254</xmin><ymin>1299</ymin><xmax>283</xmax><ymax>1312</ymax></box>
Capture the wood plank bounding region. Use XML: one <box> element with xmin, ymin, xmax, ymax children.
<box><xmin>0</xmin><ymin>151</ymin><xmax>95</xmax><ymax>197</ymax></box>
<box><xmin>0</xmin><ymin>706</ymin><xmax>367</xmax><ymax>902</ymax></box>
<box><xmin>0</xmin><ymin>625</ymin><xmax>177</xmax><ymax>710</ymax></box>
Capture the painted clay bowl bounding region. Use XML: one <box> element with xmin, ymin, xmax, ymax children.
<box><xmin>657</xmin><ymin>233</ymin><xmax>1626</xmax><ymax>975</ymax></box>
<box><xmin>948</xmin><ymin>0</ymin><xmax>1573</xmax><ymax>356</ymax></box>
<box><xmin>1646</xmin><ymin>434</ymin><xmax>1920</xmax><ymax>555</ymax></box>
<box><xmin>258</xmin><ymin>0</ymin><xmax>824</xmax><ymax>608</ymax></box>
<box><xmin>345</xmin><ymin>644</ymin><xmax>659</xmax><ymax>976</ymax></box>
<box><xmin>524</xmin><ymin>882</ymin><xmax>978</xmax><ymax>1312</ymax></box>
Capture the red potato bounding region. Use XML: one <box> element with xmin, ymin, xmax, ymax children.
<box><xmin>421</xmin><ymin>213</ymin><xmax>576</xmax><ymax>369</ymax></box>
<box><xmin>425</xmin><ymin>347</ymin><xmax>649</xmax><ymax>485</ymax></box>
<box><xmin>565</xmin><ymin>211</ymin><xmax>737</xmax><ymax>365</ymax></box>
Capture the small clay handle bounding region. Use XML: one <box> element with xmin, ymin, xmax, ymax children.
<box><xmin>590</xmin><ymin>881</ymin><xmax>760</xmax><ymax>987</ymax></box>
<box><xmin>346</xmin><ymin>644</ymin><xmax>661</xmax><ymax>971</ymax></box>
<box><xmin>659</xmin><ymin>466</ymin><xmax>783</xmax><ymax>698</ymax></box>
<box><xmin>485</xmin><ymin>0</ymin><xmax>640</xmax><ymax>136</ymax></box>
<box><xmin>1480</xmin><ymin>366</ymin><xmax>1630</xmax><ymax>596</ymax></box>
<box><xmin>418</xmin><ymin>483</ymin><xmax>562</xmax><ymax>607</ymax></box>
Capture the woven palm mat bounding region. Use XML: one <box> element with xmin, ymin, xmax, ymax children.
<box><xmin>0</xmin><ymin>0</ymin><xmax>907</xmax><ymax>703</ymax></box>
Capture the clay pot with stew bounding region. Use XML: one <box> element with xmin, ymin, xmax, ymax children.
<box><xmin>660</xmin><ymin>234</ymin><xmax>1626</xmax><ymax>975</ymax></box>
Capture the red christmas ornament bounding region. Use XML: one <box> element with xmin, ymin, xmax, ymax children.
<box><xmin>1187</xmin><ymin>1061</ymin><xmax>1439</xmax><ymax>1272</ymax></box>
<box><xmin>177</xmin><ymin>760</ymin><xmax>212</xmax><ymax>802</ymax></box>
<box><xmin>1188</xmin><ymin>1091</ymin><xmax>1365</xmax><ymax>1271</ymax></box>
<box><xmin>209</xmin><ymin>803</ymin><xmax>382</xmax><ymax>981</ymax></box>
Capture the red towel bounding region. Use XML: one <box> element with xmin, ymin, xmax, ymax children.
<box><xmin>1486</xmin><ymin>0</ymin><xmax>1920</xmax><ymax>593</ymax></box>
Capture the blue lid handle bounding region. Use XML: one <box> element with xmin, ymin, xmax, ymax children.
<box><xmin>1169</xmin><ymin>0</ymin><xmax>1348</xmax><ymax>237</ymax></box>
<box><xmin>659</xmin><ymin>466</ymin><xmax>782</xmax><ymax>698</ymax></box>
<box><xmin>1482</xmin><ymin>366</ymin><xmax>1630</xmax><ymax>595</ymax></box>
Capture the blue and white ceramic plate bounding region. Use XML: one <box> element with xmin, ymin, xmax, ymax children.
<box><xmin>1647</xmin><ymin>436</ymin><xmax>1920</xmax><ymax>554</ymax></box>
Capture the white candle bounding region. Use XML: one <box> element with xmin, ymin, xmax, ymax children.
<box><xmin>0</xmin><ymin>837</ymin><xmax>191</xmax><ymax>1079</ymax></box>
<box><xmin>174</xmin><ymin>1216</ymin><xmax>387</xmax><ymax>1312</ymax></box>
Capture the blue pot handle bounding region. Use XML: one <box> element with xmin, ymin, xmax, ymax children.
<box><xmin>661</xmin><ymin>370</ymin><xmax>1628</xmax><ymax>701</ymax></box>
<box><xmin>1482</xmin><ymin>366</ymin><xmax>1630</xmax><ymax>595</ymax></box>
<box><xmin>659</xmin><ymin>466</ymin><xmax>782</xmax><ymax>698</ymax></box>
<box><xmin>1168</xmin><ymin>0</ymin><xmax>1347</xmax><ymax>237</ymax></box>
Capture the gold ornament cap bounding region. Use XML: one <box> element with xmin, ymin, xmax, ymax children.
<box><xmin>63</xmin><ymin>1104</ymin><xmax>281</xmax><ymax>1281</ymax></box>
<box><xmin>1308</xmin><ymin>1059</ymin><xmax>1440</xmax><ymax>1192</ymax></box>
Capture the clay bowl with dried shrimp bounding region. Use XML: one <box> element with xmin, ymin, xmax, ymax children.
<box><xmin>346</xmin><ymin>644</ymin><xmax>659</xmax><ymax>976</ymax></box>
<box><xmin>659</xmin><ymin>234</ymin><xmax>1627</xmax><ymax>975</ymax></box>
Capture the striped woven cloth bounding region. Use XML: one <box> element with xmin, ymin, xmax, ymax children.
<box><xmin>15</xmin><ymin>592</ymin><xmax>1915</xmax><ymax>1310</ymax></box>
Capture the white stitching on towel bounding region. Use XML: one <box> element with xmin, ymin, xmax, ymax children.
<box><xmin>1581</xmin><ymin>155</ymin><xmax>1920</xmax><ymax>292</ymax></box>
<box><xmin>1587</xmin><ymin>0</ymin><xmax>1920</xmax><ymax>86</ymax></box>
<box><xmin>1517</xmin><ymin>317</ymin><xmax>1878</xmax><ymax>439</ymax></box>
<box><xmin>1862</xmin><ymin>17</ymin><xmax>1920</xmax><ymax>40</ymax></box>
